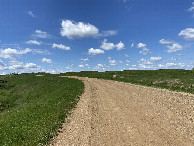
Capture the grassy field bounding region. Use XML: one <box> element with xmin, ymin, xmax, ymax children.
<box><xmin>62</xmin><ymin>69</ymin><xmax>194</xmax><ymax>94</ymax></box>
<box><xmin>0</xmin><ymin>73</ymin><xmax>84</xmax><ymax>145</ymax></box>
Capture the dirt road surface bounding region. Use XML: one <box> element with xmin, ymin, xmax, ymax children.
<box><xmin>51</xmin><ymin>76</ymin><xmax>194</xmax><ymax>146</ymax></box>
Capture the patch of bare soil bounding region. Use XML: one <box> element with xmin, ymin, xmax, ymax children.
<box><xmin>51</xmin><ymin>76</ymin><xmax>194</xmax><ymax>146</ymax></box>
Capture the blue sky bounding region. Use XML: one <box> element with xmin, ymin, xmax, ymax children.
<box><xmin>0</xmin><ymin>0</ymin><xmax>194</xmax><ymax>74</ymax></box>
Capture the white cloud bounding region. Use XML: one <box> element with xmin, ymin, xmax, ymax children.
<box><xmin>159</xmin><ymin>39</ymin><xmax>183</xmax><ymax>53</ymax></box>
<box><xmin>100</xmin><ymin>39</ymin><xmax>115</xmax><ymax>50</ymax></box>
<box><xmin>108</xmin><ymin>57</ymin><xmax>112</xmax><ymax>60</ymax></box>
<box><xmin>137</xmin><ymin>43</ymin><xmax>146</xmax><ymax>48</ymax></box>
<box><xmin>97</xmin><ymin>64</ymin><xmax>104</xmax><ymax>67</ymax></box>
<box><xmin>78</xmin><ymin>65</ymin><xmax>84</xmax><ymax>68</ymax></box>
<box><xmin>0</xmin><ymin>48</ymin><xmax>31</xmax><ymax>59</ymax></box>
<box><xmin>85</xmin><ymin>64</ymin><xmax>90</xmax><ymax>68</ymax></box>
<box><xmin>46</xmin><ymin>68</ymin><xmax>64</xmax><ymax>74</ymax></box>
<box><xmin>150</xmin><ymin>56</ymin><xmax>162</xmax><ymax>61</ymax></box>
<box><xmin>131</xmin><ymin>43</ymin><xmax>134</xmax><ymax>47</ymax></box>
<box><xmin>139</xmin><ymin>58</ymin><xmax>153</xmax><ymax>65</ymax></box>
<box><xmin>178</xmin><ymin>28</ymin><xmax>194</xmax><ymax>40</ymax></box>
<box><xmin>52</xmin><ymin>43</ymin><xmax>70</xmax><ymax>50</ymax></box>
<box><xmin>0</xmin><ymin>59</ymin><xmax>5</xmax><ymax>66</ymax></box>
<box><xmin>140</xmin><ymin>58</ymin><xmax>146</xmax><ymax>62</ymax></box>
<box><xmin>137</xmin><ymin>43</ymin><xmax>151</xmax><ymax>55</ymax></box>
<box><xmin>93</xmin><ymin>64</ymin><xmax>109</xmax><ymax>71</ymax></box>
<box><xmin>116</xmin><ymin>41</ymin><xmax>125</xmax><ymax>50</ymax></box>
<box><xmin>41</xmin><ymin>58</ymin><xmax>52</xmax><ymax>63</ymax></box>
<box><xmin>8</xmin><ymin>60</ymin><xmax>40</xmax><ymax>71</ymax></box>
<box><xmin>60</xmin><ymin>20</ymin><xmax>99</xmax><ymax>39</ymax></box>
<box><xmin>188</xmin><ymin>7</ymin><xmax>194</xmax><ymax>12</ymax></box>
<box><xmin>126</xmin><ymin>64</ymin><xmax>130</xmax><ymax>66</ymax></box>
<box><xmin>26</xmin><ymin>40</ymin><xmax>41</xmax><ymax>45</ymax></box>
<box><xmin>27</xmin><ymin>11</ymin><xmax>35</xmax><ymax>17</ymax></box>
<box><xmin>188</xmin><ymin>2</ymin><xmax>194</xmax><ymax>12</ymax></box>
<box><xmin>66</xmin><ymin>64</ymin><xmax>74</xmax><ymax>71</ymax></box>
<box><xmin>159</xmin><ymin>39</ymin><xmax>171</xmax><ymax>44</ymax></box>
<box><xmin>109</xmin><ymin>60</ymin><xmax>117</xmax><ymax>66</ymax></box>
<box><xmin>32</xmin><ymin>30</ymin><xmax>51</xmax><ymax>39</ymax></box>
<box><xmin>80</xmin><ymin>58</ymin><xmax>89</xmax><ymax>61</ymax></box>
<box><xmin>31</xmin><ymin>49</ymin><xmax>51</xmax><ymax>55</ymax></box>
<box><xmin>126</xmin><ymin>60</ymin><xmax>130</xmax><ymax>63</ymax></box>
<box><xmin>0</xmin><ymin>60</ymin><xmax>6</xmax><ymax>70</ymax></box>
<box><xmin>1</xmin><ymin>48</ymin><xmax>31</xmax><ymax>55</ymax></box>
<box><xmin>166</xmin><ymin>63</ymin><xmax>177</xmax><ymax>67</ymax></box>
<box><xmin>25</xmin><ymin>63</ymin><xmax>37</xmax><ymax>69</ymax></box>
<box><xmin>88</xmin><ymin>48</ymin><xmax>104</xmax><ymax>55</ymax></box>
<box><xmin>170</xmin><ymin>57</ymin><xmax>177</xmax><ymax>61</ymax></box>
<box><xmin>139</xmin><ymin>48</ymin><xmax>151</xmax><ymax>55</ymax></box>
<box><xmin>124</xmin><ymin>54</ymin><xmax>129</xmax><ymax>57</ymax></box>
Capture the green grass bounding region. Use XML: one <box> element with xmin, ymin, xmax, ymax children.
<box><xmin>62</xmin><ymin>69</ymin><xmax>194</xmax><ymax>94</ymax></box>
<box><xmin>0</xmin><ymin>73</ymin><xmax>84</xmax><ymax>145</ymax></box>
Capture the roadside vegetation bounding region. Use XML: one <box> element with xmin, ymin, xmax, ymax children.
<box><xmin>62</xmin><ymin>69</ymin><xmax>194</xmax><ymax>94</ymax></box>
<box><xmin>0</xmin><ymin>73</ymin><xmax>84</xmax><ymax>145</ymax></box>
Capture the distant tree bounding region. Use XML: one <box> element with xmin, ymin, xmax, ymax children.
<box><xmin>193</xmin><ymin>68</ymin><xmax>194</xmax><ymax>70</ymax></box>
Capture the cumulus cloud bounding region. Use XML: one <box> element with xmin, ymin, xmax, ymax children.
<box><xmin>116</xmin><ymin>41</ymin><xmax>125</xmax><ymax>50</ymax></box>
<box><xmin>139</xmin><ymin>48</ymin><xmax>151</xmax><ymax>55</ymax></box>
<box><xmin>150</xmin><ymin>56</ymin><xmax>162</xmax><ymax>61</ymax></box>
<box><xmin>32</xmin><ymin>30</ymin><xmax>51</xmax><ymax>39</ymax></box>
<box><xmin>88</xmin><ymin>48</ymin><xmax>104</xmax><ymax>55</ymax></box>
<box><xmin>25</xmin><ymin>63</ymin><xmax>37</xmax><ymax>68</ymax></box>
<box><xmin>8</xmin><ymin>60</ymin><xmax>40</xmax><ymax>71</ymax></box>
<box><xmin>108</xmin><ymin>57</ymin><xmax>112</xmax><ymax>60</ymax></box>
<box><xmin>41</xmin><ymin>58</ymin><xmax>52</xmax><ymax>63</ymax></box>
<box><xmin>137</xmin><ymin>43</ymin><xmax>146</xmax><ymax>48</ymax></box>
<box><xmin>178</xmin><ymin>28</ymin><xmax>194</xmax><ymax>40</ymax></box>
<box><xmin>139</xmin><ymin>58</ymin><xmax>152</xmax><ymax>65</ymax></box>
<box><xmin>78</xmin><ymin>65</ymin><xmax>84</xmax><ymax>68</ymax></box>
<box><xmin>0</xmin><ymin>48</ymin><xmax>31</xmax><ymax>59</ymax></box>
<box><xmin>60</xmin><ymin>20</ymin><xmax>99</xmax><ymax>39</ymax></box>
<box><xmin>159</xmin><ymin>39</ymin><xmax>183</xmax><ymax>53</ymax></box>
<box><xmin>0</xmin><ymin>59</ymin><xmax>5</xmax><ymax>66</ymax></box>
<box><xmin>100</xmin><ymin>39</ymin><xmax>115</xmax><ymax>50</ymax></box>
<box><xmin>0</xmin><ymin>60</ymin><xmax>6</xmax><ymax>70</ymax></box>
<box><xmin>52</xmin><ymin>43</ymin><xmax>70</xmax><ymax>50</ymax></box>
<box><xmin>93</xmin><ymin>64</ymin><xmax>109</xmax><ymax>71</ymax></box>
<box><xmin>60</xmin><ymin>20</ymin><xmax>118</xmax><ymax>39</ymax></box>
<box><xmin>131</xmin><ymin>43</ymin><xmax>134</xmax><ymax>47</ymax></box>
<box><xmin>1</xmin><ymin>48</ymin><xmax>31</xmax><ymax>55</ymax></box>
<box><xmin>188</xmin><ymin>2</ymin><xmax>194</xmax><ymax>12</ymax></box>
<box><xmin>137</xmin><ymin>43</ymin><xmax>151</xmax><ymax>55</ymax></box>
<box><xmin>109</xmin><ymin>60</ymin><xmax>117</xmax><ymax>66</ymax></box>
<box><xmin>27</xmin><ymin>11</ymin><xmax>35</xmax><ymax>17</ymax></box>
<box><xmin>97</xmin><ymin>64</ymin><xmax>104</xmax><ymax>68</ymax></box>
<box><xmin>26</xmin><ymin>40</ymin><xmax>41</xmax><ymax>45</ymax></box>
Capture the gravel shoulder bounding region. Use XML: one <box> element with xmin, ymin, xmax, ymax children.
<box><xmin>51</xmin><ymin>76</ymin><xmax>194</xmax><ymax>146</ymax></box>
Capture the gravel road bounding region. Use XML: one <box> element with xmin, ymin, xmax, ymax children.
<box><xmin>51</xmin><ymin>76</ymin><xmax>194</xmax><ymax>146</ymax></box>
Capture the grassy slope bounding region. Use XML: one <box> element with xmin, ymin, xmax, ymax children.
<box><xmin>63</xmin><ymin>70</ymin><xmax>194</xmax><ymax>94</ymax></box>
<box><xmin>0</xmin><ymin>73</ymin><xmax>84</xmax><ymax>145</ymax></box>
